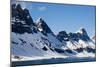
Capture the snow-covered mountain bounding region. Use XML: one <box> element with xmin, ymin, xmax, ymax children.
<box><xmin>57</xmin><ymin>28</ymin><xmax>95</xmax><ymax>53</ymax></box>
<box><xmin>11</xmin><ymin>4</ymin><xmax>95</xmax><ymax>61</ymax></box>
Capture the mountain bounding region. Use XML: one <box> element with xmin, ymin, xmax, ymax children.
<box><xmin>11</xmin><ymin>4</ymin><xmax>37</xmax><ymax>34</ymax></box>
<box><xmin>11</xmin><ymin>4</ymin><xmax>95</xmax><ymax>61</ymax></box>
<box><xmin>11</xmin><ymin>4</ymin><xmax>65</xmax><ymax>59</ymax></box>
<box><xmin>77</xmin><ymin>28</ymin><xmax>91</xmax><ymax>41</ymax></box>
<box><xmin>57</xmin><ymin>31</ymin><xmax>69</xmax><ymax>42</ymax></box>
<box><xmin>57</xmin><ymin>28</ymin><xmax>95</xmax><ymax>53</ymax></box>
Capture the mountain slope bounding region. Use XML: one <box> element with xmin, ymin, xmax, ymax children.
<box><xmin>11</xmin><ymin>4</ymin><xmax>66</xmax><ymax>60</ymax></box>
<box><xmin>57</xmin><ymin>28</ymin><xmax>95</xmax><ymax>55</ymax></box>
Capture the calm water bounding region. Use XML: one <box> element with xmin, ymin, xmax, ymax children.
<box><xmin>12</xmin><ymin>57</ymin><xmax>96</xmax><ymax>66</ymax></box>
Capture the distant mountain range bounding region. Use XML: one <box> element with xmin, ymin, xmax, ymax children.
<box><xmin>11</xmin><ymin>4</ymin><xmax>95</xmax><ymax>61</ymax></box>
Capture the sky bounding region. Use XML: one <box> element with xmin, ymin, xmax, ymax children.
<box><xmin>18</xmin><ymin>1</ymin><xmax>95</xmax><ymax>37</ymax></box>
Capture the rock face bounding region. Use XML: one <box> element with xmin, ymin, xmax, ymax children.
<box><xmin>11</xmin><ymin>4</ymin><xmax>37</xmax><ymax>34</ymax></box>
<box><xmin>57</xmin><ymin>28</ymin><xmax>95</xmax><ymax>53</ymax></box>
<box><xmin>77</xmin><ymin>28</ymin><xmax>90</xmax><ymax>41</ymax></box>
<box><xmin>57</xmin><ymin>31</ymin><xmax>69</xmax><ymax>42</ymax></box>
<box><xmin>36</xmin><ymin>18</ymin><xmax>53</xmax><ymax>35</ymax></box>
<box><xmin>11</xmin><ymin>4</ymin><xmax>95</xmax><ymax>61</ymax></box>
<box><xmin>57</xmin><ymin>28</ymin><xmax>91</xmax><ymax>42</ymax></box>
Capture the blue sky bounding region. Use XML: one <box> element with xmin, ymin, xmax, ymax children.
<box><xmin>18</xmin><ymin>1</ymin><xmax>96</xmax><ymax>37</ymax></box>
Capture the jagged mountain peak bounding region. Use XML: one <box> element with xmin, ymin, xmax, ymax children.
<box><xmin>76</xmin><ymin>28</ymin><xmax>90</xmax><ymax>41</ymax></box>
<box><xmin>57</xmin><ymin>28</ymin><xmax>91</xmax><ymax>42</ymax></box>
<box><xmin>36</xmin><ymin>17</ymin><xmax>53</xmax><ymax>35</ymax></box>
<box><xmin>14</xmin><ymin>4</ymin><xmax>35</xmax><ymax>26</ymax></box>
<box><xmin>36</xmin><ymin>17</ymin><xmax>47</xmax><ymax>27</ymax></box>
<box><xmin>11</xmin><ymin>4</ymin><xmax>37</xmax><ymax>34</ymax></box>
<box><xmin>16</xmin><ymin>4</ymin><xmax>22</xmax><ymax>9</ymax></box>
<box><xmin>77</xmin><ymin>27</ymin><xmax>88</xmax><ymax>35</ymax></box>
<box><xmin>57</xmin><ymin>31</ymin><xmax>69</xmax><ymax>42</ymax></box>
<box><xmin>36</xmin><ymin>17</ymin><xmax>44</xmax><ymax>23</ymax></box>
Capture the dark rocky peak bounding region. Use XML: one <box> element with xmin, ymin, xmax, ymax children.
<box><xmin>57</xmin><ymin>31</ymin><xmax>69</xmax><ymax>42</ymax></box>
<box><xmin>36</xmin><ymin>17</ymin><xmax>53</xmax><ymax>35</ymax></box>
<box><xmin>11</xmin><ymin>4</ymin><xmax>24</xmax><ymax>20</ymax></box>
<box><xmin>23</xmin><ymin>9</ymin><xmax>30</xmax><ymax>16</ymax></box>
<box><xmin>68</xmin><ymin>32</ymin><xmax>79</xmax><ymax>41</ymax></box>
<box><xmin>16</xmin><ymin>4</ymin><xmax>22</xmax><ymax>12</ymax></box>
<box><xmin>11</xmin><ymin>4</ymin><xmax>37</xmax><ymax>34</ymax></box>
<box><xmin>16</xmin><ymin>4</ymin><xmax>24</xmax><ymax>20</ymax></box>
<box><xmin>57</xmin><ymin>31</ymin><xmax>68</xmax><ymax>38</ymax></box>
<box><xmin>23</xmin><ymin>8</ymin><xmax>35</xmax><ymax>26</ymax></box>
<box><xmin>11</xmin><ymin>4</ymin><xmax>35</xmax><ymax>25</ymax></box>
<box><xmin>36</xmin><ymin>18</ymin><xmax>46</xmax><ymax>26</ymax></box>
<box><xmin>76</xmin><ymin>28</ymin><xmax>90</xmax><ymax>41</ymax></box>
<box><xmin>79</xmin><ymin>28</ymin><xmax>88</xmax><ymax>36</ymax></box>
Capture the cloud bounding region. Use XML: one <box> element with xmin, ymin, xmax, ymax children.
<box><xmin>37</xmin><ymin>6</ymin><xmax>47</xmax><ymax>11</ymax></box>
